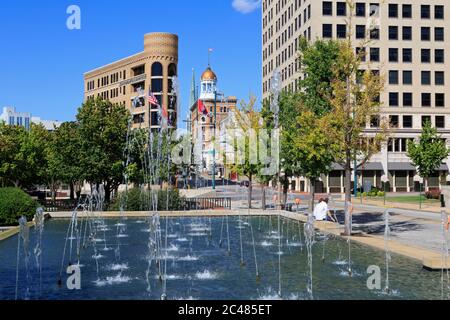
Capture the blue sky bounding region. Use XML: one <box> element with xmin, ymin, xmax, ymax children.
<box><xmin>0</xmin><ymin>0</ymin><xmax>262</xmax><ymax>126</ymax></box>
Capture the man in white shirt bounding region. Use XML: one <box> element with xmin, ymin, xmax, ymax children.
<box><xmin>313</xmin><ymin>198</ymin><xmax>337</xmax><ymax>222</ymax></box>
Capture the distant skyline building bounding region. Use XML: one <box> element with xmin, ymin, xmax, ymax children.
<box><xmin>83</xmin><ymin>32</ymin><xmax>179</xmax><ymax>130</ymax></box>
<box><xmin>0</xmin><ymin>107</ymin><xmax>62</xmax><ymax>131</ymax></box>
<box><xmin>262</xmin><ymin>0</ymin><xmax>450</xmax><ymax>193</ymax></box>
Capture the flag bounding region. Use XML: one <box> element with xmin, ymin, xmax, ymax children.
<box><xmin>148</xmin><ymin>89</ymin><xmax>159</xmax><ymax>106</ymax></box>
<box><xmin>198</xmin><ymin>99</ymin><xmax>209</xmax><ymax>116</ymax></box>
<box><xmin>161</xmin><ymin>104</ymin><xmax>168</xmax><ymax>120</ymax></box>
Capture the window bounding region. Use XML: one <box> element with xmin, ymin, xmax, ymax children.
<box><xmin>356</xmin><ymin>47</ymin><xmax>366</xmax><ymax>61</ymax></box>
<box><xmin>436</xmin><ymin>93</ymin><xmax>445</xmax><ymax>107</ymax></box>
<box><xmin>168</xmin><ymin>63</ymin><xmax>177</xmax><ymax>77</ymax></box>
<box><xmin>370</xmin><ymin>27</ymin><xmax>380</xmax><ymax>40</ymax></box>
<box><xmin>421</xmin><ymin>49</ymin><xmax>431</xmax><ymax>63</ymax></box>
<box><xmin>389</xmin><ymin>93</ymin><xmax>399</xmax><ymax>106</ymax></box>
<box><xmin>403</xmin><ymin>116</ymin><xmax>413</xmax><ymax>128</ymax></box>
<box><xmin>436</xmin><ymin>116</ymin><xmax>445</xmax><ymax>128</ymax></box>
<box><xmin>389</xmin><ymin>115</ymin><xmax>399</xmax><ymax>128</ymax></box>
<box><xmin>389</xmin><ymin>48</ymin><xmax>398</xmax><ymax>62</ymax></box>
<box><xmin>356</xmin><ymin>2</ymin><xmax>365</xmax><ymax>17</ymax></box>
<box><xmin>403</xmin><ymin>93</ymin><xmax>413</xmax><ymax>107</ymax></box>
<box><xmin>369</xmin><ymin>3</ymin><xmax>379</xmax><ymax>17</ymax></box>
<box><xmin>403</xmin><ymin>71</ymin><xmax>413</xmax><ymax>85</ymax></box>
<box><xmin>370</xmin><ymin>48</ymin><xmax>380</xmax><ymax>62</ymax></box>
<box><xmin>403</xmin><ymin>48</ymin><xmax>412</xmax><ymax>62</ymax></box>
<box><xmin>337</xmin><ymin>24</ymin><xmax>346</xmax><ymax>38</ymax></box>
<box><xmin>422</xmin><ymin>93</ymin><xmax>431</xmax><ymax>107</ymax></box>
<box><xmin>422</xmin><ymin>116</ymin><xmax>432</xmax><ymax>127</ymax></box>
<box><xmin>336</xmin><ymin>2</ymin><xmax>346</xmax><ymax>16</ymax></box>
<box><xmin>402</xmin><ymin>4</ymin><xmax>412</xmax><ymax>18</ymax></box>
<box><xmin>356</xmin><ymin>25</ymin><xmax>366</xmax><ymax>39</ymax></box>
<box><xmin>421</xmin><ymin>5</ymin><xmax>430</xmax><ymax>19</ymax></box>
<box><xmin>421</xmin><ymin>27</ymin><xmax>431</xmax><ymax>41</ymax></box>
<box><xmin>402</xmin><ymin>27</ymin><xmax>412</xmax><ymax>40</ymax></box>
<box><xmin>151</xmin><ymin>62</ymin><xmax>163</xmax><ymax>77</ymax></box>
<box><xmin>435</xmin><ymin>72</ymin><xmax>445</xmax><ymax>85</ymax></box>
<box><xmin>322</xmin><ymin>24</ymin><xmax>332</xmax><ymax>38</ymax></box>
<box><xmin>389</xmin><ymin>26</ymin><xmax>398</xmax><ymax>40</ymax></box>
<box><xmin>435</xmin><ymin>49</ymin><xmax>445</xmax><ymax>63</ymax></box>
<box><xmin>389</xmin><ymin>4</ymin><xmax>398</xmax><ymax>18</ymax></box>
<box><xmin>323</xmin><ymin>1</ymin><xmax>332</xmax><ymax>15</ymax></box>
<box><xmin>389</xmin><ymin>70</ymin><xmax>399</xmax><ymax>84</ymax></box>
<box><xmin>370</xmin><ymin>115</ymin><xmax>380</xmax><ymax>128</ymax></box>
<box><xmin>435</xmin><ymin>5</ymin><xmax>444</xmax><ymax>19</ymax></box>
<box><xmin>435</xmin><ymin>28</ymin><xmax>444</xmax><ymax>41</ymax></box>
<box><xmin>421</xmin><ymin>71</ymin><xmax>431</xmax><ymax>85</ymax></box>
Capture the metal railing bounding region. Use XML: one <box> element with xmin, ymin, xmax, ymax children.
<box><xmin>183</xmin><ymin>197</ymin><xmax>232</xmax><ymax>211</ymax></box>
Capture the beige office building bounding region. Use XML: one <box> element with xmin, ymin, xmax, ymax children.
<box><xmin>84</xmin><ymin>32</ymin><xmax>179</xmax><ymax>130</ymax></box>
<box><xmin>262</xmin><ymin>0</ymin><xmax>450</xmax><ymax>193</ymax></box>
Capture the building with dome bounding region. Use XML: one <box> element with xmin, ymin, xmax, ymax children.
<box><xmin>189</xmin><ymin>65</ymin><xmax>238</xmax><ymax>176</ymax></box>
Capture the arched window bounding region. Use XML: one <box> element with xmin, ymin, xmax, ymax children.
<box><xmin>151</xmin><ymin>62</ymin><xmax>163</xmax><ymax>77</ymax></box>
<box><xmin>168</xmin><ymin>63</ymin><xmax>177</xmax><ymax>77</ymax></box>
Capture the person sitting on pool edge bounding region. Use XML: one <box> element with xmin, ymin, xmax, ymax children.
<box><xmin>313</xmin><ymin>198</ymin><xmax>337</xmax><ymax>222</ymax></box>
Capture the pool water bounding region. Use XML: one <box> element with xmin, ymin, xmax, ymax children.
<box><xmin>0</xmin><ymin>216</ymin><xmax>445</xmax><ymax>300</ymax></box>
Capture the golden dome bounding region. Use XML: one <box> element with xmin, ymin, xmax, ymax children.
<box><xmin>201</xmin><ymin>67</ymin><xmax>217</xmax><ymax>81</ymax></box>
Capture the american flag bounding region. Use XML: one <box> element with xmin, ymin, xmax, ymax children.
<box><xmin>148</xmin><ymin>90</ymin><xmax>159</xmax><ymax>106</ymax></box>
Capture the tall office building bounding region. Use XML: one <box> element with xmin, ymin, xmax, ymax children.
<box><xmin>262</xmin><ymin>1</ymin><xmax>450</xmax><ymax>193</ymax></box>
<box><xmin>84</xmin><ymin>33</ymin><xmax>179</xmax><ymax>130</ymax></box>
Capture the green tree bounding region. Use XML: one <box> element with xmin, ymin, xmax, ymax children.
<box><xmin>294</xmin><ymin>109</ymin><xmax>338</xmax><ymax>210</ymax></box>
<box><xmin>0</xmin><ymin>123</ymin><xmax>49</xmax><ymax>189</ymax></box>
<box><xmin>298</xmin><ymin>38</ymin><xmax>340</xmax><ymax>116</ymax></box>
<box><xmin>47</xmin><ymin>122</ymin><xmax>83</xmax><ymax>200</ymax></box>
<box><xmin>77</xmin><ymin>97</ymin><xmax>130</xmax><ymax>202</ymax></box>
<box><xmin>325</xmin><ymin>34</ymin><xmax>386</xmax><ymax>235</ymax></box>
<box><xmin>230</xmin><ymin>96</ymin><xmax>264</xmax><ymax>209</ymax></box>
<box><xmin>407</xmin><ymin>121</ymin><xmax>450</xmax><ymax>192</ymax></box>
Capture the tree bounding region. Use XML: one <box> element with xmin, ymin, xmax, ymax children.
<box><xmin>294</xmin><ymin>109</ymin><xmax>338</xmax><ymax>210</ymax></box>
<box><xmin>407</xmin><ymin>121</ymin><xmax>450</xmax><ymax>193</ymax></box>
<box><xmin>76</xmin><ymin>97</ymin><xmax>130</xmax><ymax>202</ymax></box>
<box><xmin>0</xmin><ymin>123</ymin><xmax>49</xmax><ymax>189</ymax></box>
<box><xmin>324</xmin><ymin>24</ymin><xmax>386</xmax><ymax>235</ymax></box>
<box><xmin>261</xmin><ymin>92</ymin><xmax>303</xmax><ymax>208</ymax></box>
<box><xmin>230</xmin><ymin>96</ymin><xmax>264</xmax><ymax>209</ymax></box>
<box><xmin>298</xmin><ymin>38</ymin><xmax>340</xmax><ymax>116</ymax></box>
<box><xmin>47</xmin><ymin>122</ymin><xmax>83</xmax><ymax>200</ymax></box>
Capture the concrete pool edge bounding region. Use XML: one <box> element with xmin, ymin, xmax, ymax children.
<box><xmin>1</xmin><ymin>209</ymin><xmax>446</xmax><ymax>270</ymax></box>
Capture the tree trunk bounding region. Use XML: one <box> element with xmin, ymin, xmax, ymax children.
<box><xmin>344</xmin><ymin>150</ymin><xmax>353</xmax><ymax>235</ymax></box>
<box><xmin>262</xmin><ymin>184</ymin><xmax>266</xmax><ymax>210</ymax></box>
<box><xmin>105</xmin><ymin>183</ymin><xmax>111</xmax><ymax>203</ymax></box>
<box><xmin>69</xmin><ymin>182</ymin><xmax>75</xmax><ymax>200</ymax></box>
<box><xmin>310</xmin><ymin>178</ymin><xmax>316</xmax><ymax>212</ymax></box>
<box><xmin>283</xmin><ymin>179</ymin><xmax>289</xmax><ymax>208</ymax></box>
<box><xmin>248</xmin><ymin>175</ymin><xmax>253</xmax><ymax>209</ymax></box>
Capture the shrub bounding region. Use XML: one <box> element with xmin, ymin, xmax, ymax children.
<box><xmin>425</xmin><ymin>189</ymin><xmax>441</xmax><ymax>200</ymax></box>
<box><xmin>377</xmin><ymin>191</ymin><xmax>385</xmax><ymax>197</ymax></box>
<box><xmin>0</xmin><ymin>188</ymin><xmax>38</xmax><ymax>226</ymax></box>
<box><xmin>109</xmin><ymin>187</ymin><xmax>185</xmax><ymax>211</ymax></box>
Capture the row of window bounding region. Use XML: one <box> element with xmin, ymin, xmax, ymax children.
<box><xmin>7</xmin><ymin>116</ymin><xmax>30</xmax><ymax>129</ymax></box>
<box><xmin>389</xmin><ymin>93</ymin><xmax>445</xmax><ymax>108</ymax></box>
<box><xmin>354</xmin><ymin>47</ymin><xmax>444</xmax><ymax>64</ymax></box>
<box><xmin>388</xmin><ymin>71</ymin><xmax>445</xmax><ymax>86</ymax></box>
<box><xmin>372</xmin><ymin>115</ymin><xmax>446</xmax><ymax>130</ymax></box>
<box><xmin>323</xmin><ymin>2</ymin><xmax>444</xmax><ymax>20</ymax></box>
<box><xmin>324</xmin><ymin>24</ymin><xmax>445</xmax><ymax>42</ymax></box>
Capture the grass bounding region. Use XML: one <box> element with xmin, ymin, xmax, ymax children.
<box><xmin>385</xmin><ymin>195</ymin><xmax>439</xmax><ymax>204</ymax></box>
